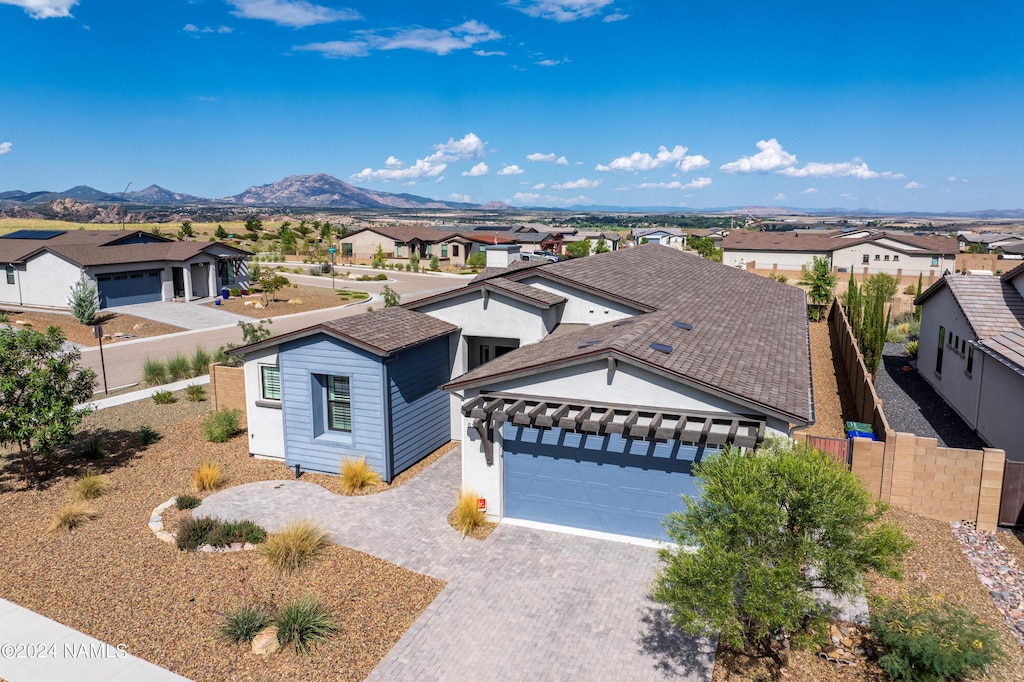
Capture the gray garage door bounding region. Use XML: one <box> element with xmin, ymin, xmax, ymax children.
<box><xmin>503</xmin><ymin>424</ymin><xmax>709</xmax><ymax>540</ymax></box>
<box><xmin>96</xmin><ymin>270</ymin><xmax>162</xmax><ymax>308</ymax></box>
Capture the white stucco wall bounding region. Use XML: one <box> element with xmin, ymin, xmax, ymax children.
<box><xmin>832</xmin><ymin>243</ymin><xmax>951</xmax><ymax>276</ymax></box>
<box><xmin>723</xmin><ymin>249</ymin><xmax>824</xmax><ymax>271</ymax></box>
<box><xmin>14</xmin><ymin>252</ymin><xmax>84</xmax><ymax>307</ymax></box>
<box><xmin>518</xmin><ymin>276</ymin><xmax>640</xmax><ymax>324</ymax></box>
<box><xmin>242</xmin><ymin>347</ymin><xmax>285</xmax><ymax>459</ymax></box>
<box><xmin>975</xmin><ymin>355</ymin><xmax>1024</xmax><ymax>462</ymax></box>
<box><xmin>917</xmin><ymin>286</ymin><xmax>982</xmax><ymax>428</ymax></box>
<box><xmin>338</xmin><ymin>230</ymin><xmax>398</xmax><ymax>259</ymax></box>
<box><xmin>416</xmin><ymin>289</ymin><xmax>557</xmax><ymax>348</ymax></box>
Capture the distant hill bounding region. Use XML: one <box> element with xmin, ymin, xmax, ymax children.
<box><xmin>219</xmin><ymin>173</ymin><xmax>475</xmax><ymax>210</ymax></box>
<box><xmin>125</xmin><ymin>184</ymin><xmax>204</xmax><ymax>205</ymax></box>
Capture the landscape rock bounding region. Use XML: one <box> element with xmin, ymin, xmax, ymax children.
<box><xmin>952</xmin><ymin>521</ymin><xmax>1024</xmax><ymax>648</ymax></box>
<box><xmin>251</xmin><ymin>626</ymin><xmax>280</xmax><ymax>656</ymax></box>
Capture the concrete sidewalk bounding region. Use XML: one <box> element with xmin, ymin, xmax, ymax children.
<box><xmin>78</xmin><ymin>376</ymin><xmax>210</xmax><ymax>412</ymax></box>
<box><xmin>0</xmin><ymin>598</ymin><xmax>190</xmax><ymax>681</ymax></box>
<box><xmin>105</xmin><ymin>300</ymin><xmax>249</xmax><ymax>330</ymax></box>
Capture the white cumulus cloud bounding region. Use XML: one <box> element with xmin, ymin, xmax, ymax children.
<box><xmin>297</xmin><ymin>20</ymin><xmax>501</xmax><ymax>57</ymax></box>
<box><xmin>596</xmin><ymin>145</ymin><xmax>705</xmax><ymax>173</ymax></box>
<box><xmin>774</xmin><ymin>193</ymin><xmax>787</xmax><ymax>201</ymax></box>
<box><xmin>603</xmin><ymin>11</ymin><xmax>627</xmax><ymax>22</ymax></box>
<box><xmin>635</xmin><ymin>177</ymin><xmax>711</xmax><ymax>190</ymax></box>
<box><xmin>462</xmin><ymin>162</ymin><xmax>489</xmax><ymax>177</ymax></box>
<box><xmin>0</xmin><ymin>0</ymin><xmax>77</xmax><ymax>19</ymax></box>
<box><xmin>551</xmin><ymin>178</ymin><xmax>601</xmax><ymax>190</ymax></box>
<box><xmin>450</xmin><ymin>193</ymin><xmax>471</xmax><ymax>202</ymax></box>
<box><xmin>777</xmin><ymin>159</ymin><xmax>903</xmax><ymax>180</ymax></box>
<box><xmin>532</xmin><ymin>183</ymin><xmax>546</xmax><ymax>190</ymax></box>
<box><xmin>351</xmin><ymin>133</ymin><xmax>486</xmax><ymax>183</ymax></box>
<box><xmin>0</xmin><ymin>142</ymin><xmax>12</xmax><ymax>154</ymax></box>
<box><xmin>904</xmin><ymin>181</ymin><xmax>925</xmax><ymax>190</ymax></box>
<box><xmin>497</xmin><ymin>164</ymin><xmax>524</xmax><ymax>176</ymax></box>
<box><xmin>801</xmin><ymin>187</ymin><xmax>818</xmax><ymax>194</ymax></box>
<box><xmin>509</xmin><ymin>191</ymin><xmax>592</xmax><ymax>207</ymax></box>
<box><xmin>506</xmin><ymin>0</ymin><xmax>615</xmax><ymax>22</ymax></box>
<box><xmin>473</xmin><ymin>49</ymin><xmax>506</xmax><ymax>57</ymax></box>
<box><xmin>526</xmin><ymin>152</ymin><xmax>568</xmax><ymax>165</ymax></box>
<box><xmin>184</xmin><ymin>23</ymin><xmax>234</xmax><ymax>34</ymax></box>
<box><xmin>719</xmin><ymin>138</ymin><xmax>797</xmax><ymax>174</ymax></box>
<box><xmin>228</xmin><ymin>0</ymin><xmax>360</xmax><ymax>28</ymax></box>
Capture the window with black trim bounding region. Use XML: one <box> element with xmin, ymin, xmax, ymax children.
<box><xmin>967</xmin><ymin>346</ymin><xmax>974</xmax><ymax>376</ymax></box>
<box><xmin>936</xmin><ymin>325</ymin><xmax>945</xmax><ymax>375</ymax></box>
<box><xmin>327</xmin><ymin>376</ymin><xmax>352</xmax><ymax>432</ymax></box>
<box><xmin>862</xmin><ymin>254</ymin><xmax>869</xmax><ymax>264</ymax></box>
<box><xmin>260</xmin><ymin>365</ymin><xmax>281</xmax><ymax>401</ymax></box>
<box><xmin>5</xmin><ymin>265</ymin><xmax>13</xmax><ymax>285</ymax></box>
<box><xmin>931</xmin><ymin>257</ymin><xmax>939</xmax><ymax>267</ymax></box>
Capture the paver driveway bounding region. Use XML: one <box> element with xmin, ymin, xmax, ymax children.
<box><xmin>200</xmin><ymin>448</ymin><xmax>715</xmax><ymax>681</ymax></box>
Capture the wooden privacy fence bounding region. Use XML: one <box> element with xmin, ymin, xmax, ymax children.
<box><xmin>805</xmin><ymin>435</ymin><xmax>851</xmax><ymax>466</ymax></box>
<box><xmin>1000</xmin><ymin>461</ymin><xmax>1024</xmax><ymax>527</ymax></box>
<box><xmin>828</xmin><ymin>299</ymin><xmax>889</xmax><ymax>440</ymax></box>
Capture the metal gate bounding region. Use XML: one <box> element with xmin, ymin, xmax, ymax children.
<box><xmin>806</xmin><ymin>436</ymin><xmax>852</xmax><ymax>467</ymax></box>
<box><xmin>999</xmin><ymin>461</ymin><xmax>1024</xmax><ymax>527</ymax></box>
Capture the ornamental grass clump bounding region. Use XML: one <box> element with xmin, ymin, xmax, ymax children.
<box><xmin>175</xmin><ymin>493</ymin><xmax>202</xmax><ymax>510</ymax></box>
<box><xmin>207</xmin><ymin>520</ymin><xmax>267</xmax><ymax>547</ymax></box>
<box><xmin>48</xmin><ymin>500</ymin><xmax>98</xmax><ymax>533</ymax></box>
<box><xmin>136</xmin><ymin>425</ymin><xmax>160</xmax><ymax>445</ymax></box>
<box><xmin>189</xmin><ymin>347</ymin><xmax>212</xmax><ymax>377</ymax></box>
<box><xmin>142</xmin><ymin>358</ymin><xmax>168</xmax><ymax>386</ymax></box>
<box><xmin>870</xmin><ymin>591</ymin><xmax>1005</xmax><ymax>681</ymax></box>
<box><xmin>259</xmin><ymin>519</ymin><xmax>329</xmax><ymax>575</ymax></box>
<box><xmin>339</xmin><ymin>456</ymin><xmax>381</xmax><ymax>495</ymax></box>
<box><xmin>192</xmin><ymin>461</ymin><xmax>224</xmax><ymax>492</ymax></box>
<box><xmin>276</xmin><ymin>596</ymin><xmax>337</xmax><ymax>656</ymax></box>
<box><xmin>219</xmin><ymin>603</ymin><xmax>274</xmax><ymax>644</ymax></box>
<box><xmin>73</xmin><ymin>469</ymin><xmax>111</xmax><ymax>500</ymax></box>
<box><xmin>176</xmin><ymin>517</ymin><xmax>220</xmax><ymax>551</ymax></box>
<box><xmin>452</xmin><ymin>489</ymin><xmax>486</xmax><ymax>538</ymax></box>
<box><xmin>166</xmin><ymin>353</ymin><xmax>191</xmax><ymax>382</ymax></box>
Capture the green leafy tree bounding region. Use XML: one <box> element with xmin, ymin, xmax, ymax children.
<box><xmin>244</xmin><ymin>217</ymin><xmax>263</xmax><ymax>234</ymax></box>
<box><xmin>566</xmin><ymin>240</ymin><xmax>591</xmax><ymax>259</ymax></box>
<box><xmin>653</xmin><ymin>438</ymin><xmax>912</xmax><ymax>662</ymax></box>
<box><xmin>320</xmin><ymin>220</ymin><xmax>334</xmax><ymax>242</ymax></box>
<box><xmin>690</xmin><ymin>236</ymin><xmax>722</xmax><ymax>262</ymax></box>
<box><xmin>279</xmin><ymin>228</ymin><xmax>297</xmax><ymax>255</ymax></box>
<box><xmin>430</xmin><ymin>255</ymin><xmax>440</xmax><ymax>271</ymax></box>
<box><xmin>466</xmin><ymin>251</ymin><xmax>487</xmax><ymax>268</ymax></box>
<box><xmin>639</xmin><ymin>237</ymin><xmax>649</xmax><ymax>245</ymax></box>
<box><xmin>864</xmin><ymin>273</ymin><xmax>899</xmax><ymax>302</ymax></box>
<box><xmin>382</xmin><ymin>285</ymin><xmax>400</xmax><ymax>308</ymax></box>
<box><xmin>799</xmin><ymin>255</ymin><xmax>838</xmax><ymax>321</ymax></box>
<box><xmin>67</xmin><ymin>276</ymin><xmax>99</xmax><ymax>326</ymax></box>
<box><xmin>409</xmin><ymin>251</ymin><xmax>420</xmax><ymax>272</ymax></box>
<box><xmin>594</xmin><ymin>237</ymin><xmax>610</xmax><ymax>254</ymax></box>
<box><xmin>177</xmin><ymin>220</ymin><xmax>195</xmax><ymax>240</ymax></box>
<box><xmin>966</xmin><ymin>243</ymin><xmax>983</xmax><ymax>254</ymax></box>
<box><xmin>844</xmin><ymin>274</ymin><xmax>863</xmax><ymax>341</ymax></box>
<box><xmin>914</xmin><ymin>272</ymin><xmax>923</xmax><ymax>322</ymax></box>
<box><xmin>257</xmin><ymin>271</ymin><xmax>290</xmax><ymax>306</ymax></box>
<box><xmin>372</xmin><ymin>244</ymin><xmax>387</xmax><ymax>269</ymax></box>
<box><xmin>294</xmin><ymin>220</ymin><xmax>313</xmax><ymax>240</ymax></box>
<box><xmin>215</xmin><ymin>224</ymin><xmax>228</xmax><ymax>239</ymax></box>
<box><xmin>0</xmin><ymin>327</ymin><xmax>96</xmax><ymax>487</ymax></box>
<box><xmin>238</xmin><ymin>318</ymin><xmax>273</xmax><ymax>344</ymax></box>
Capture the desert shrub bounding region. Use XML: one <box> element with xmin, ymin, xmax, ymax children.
<box><xmin>767</xmin><ymin>272</ymin><xmax>788</xmax><ymax>283</ymax></box>
<box><xmin>229</xmin><ymin>287</ymin><xmax>241</xmax><ymax>297</ymax></box>
<box><xmin>887</xmin><ymin>328</ymin><xmax>907</xmax><ymax>343</ymax></box>
<box><xmin>0</xmin><ymin>311</ymin><xmax>9</xmax><ymax>323</ymax></box>
<box><xmin>152</xmin><ymin>389</ymin><xmax>176</xmax><ymax>405</ymax></box>
<box><xmin>905</xmin><ymin>340</ymin><xmax>919</xmax><ymax>358</ymax></box>
<box><xmin>208</xmin><ymin>520</ymin><xmax>267</xmax><ymax>547</ymax></box>
<box><xmin>375</xmin><ymin>273</ymin><xmax>387</xmax><ymax>280</ymax></box>
<box><xmin>870</xmin><ymin>592</ymin><xmax>1004</xmax><ymax>681</ymax></box>
<box><xmin>307</xmin><ymin>265</ymin><xmax>322</xmax><ymax>276</ymax></box>
<box><xmin>430</xmin><ymin>255</ymin><xmax>440</xmax><ymax>271</ymax></box>
<box><xmin>176</xmin><ymin>517</ymin><xmax>220</xmax><ymax>550</ymax></box>
<box><xmin>175</xmin><ymin>493</ymin><xmax>202</xmax><ymax>510</ymax></box>
<box><xmin>903</xmin><ymin>284</ymin><xmax>918</xmax><ymax>296</ymax></box>
<box><xmin>276</xmin><ymin>596</ymin><xmax>336</xmax><ymax>655</ymax></box>
<box><xmin>219</xmin><ymin>603</ymin><xmax>274</xmax><ymax>644</ymax></box>
<box><xmin>184</xmin><ymin>384</ymin><xmax>206</xmax><ymax>402</ymax></box>
<box><xmin>137</xmin><ymin>425</ymin><xmax>160</xmax><ymax>445</ymax></box>
<box><xmin>73</xmin><ymin>469</ymin><xmax>111</xmax><ymax>500</ymax></box>
<box><xmin>466</xmin><ymin>252</ymin><xmax>487</xmax><ymax>268</ymax></box>
<box><xmin>908</xmin><ymin>318</ymin><xmax>921</xmax><ymax>339</ymax></box>
<box><xmin>339</xmin><ymin>457</ymin><xmax>382</xmax><ymax>494</ymax></box>
<box><xmin>166</xmin><ymin>353</ymin><xmax>191</xmax><ymax>382</ymax></box>
<box><xmin>259</xmin><ymin>519</ymin><xmax>329</xmax><ymax>575</ymax></box>
<box><xmin>202</xmin><ymin>409</ymin><xmax>241</xmax><ymax>443</ymax></box>
<box><xmin>452</xmin><ymin>489</ymin><xmax>486</xmax><ymax>537</ymax></box>
<box><xmin>142</xmin><ymin>358</ymin><xmax>168</xmax><ymax>386</ymax></box>
<box><xmin>190</xmin><ymin>347</ymin><xmax>212</xmax><ymax>377</ymax></box>
<box><xmin>79</xmin><ymin>435</ymin><xmax>105</xmax><ymax>460</ymax></box>
<box><xmin>48</xmin><ymin>501</ymin><xmax>98</xmax><ymax>533</ymax></box>
<box><xmin>896</xmin><ymin>322</ymin><xmax>911</xmax><ymax>335</ymax></box>
<box><xmin>192</xmin><ymin>461</ymin><xmax>224</xmax><ymax>492</ymax></box>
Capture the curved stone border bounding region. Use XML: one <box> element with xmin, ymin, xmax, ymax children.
<box><xmin>148</xmin><ymin>496</ymin><xmax>256</xmax><ymax>553</ymax></box>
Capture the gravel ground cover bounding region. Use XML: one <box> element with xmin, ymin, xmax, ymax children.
<box><xmin>207</xmin><ymin>283</ymin><xmax>370</xmax><ymax>318</ymax></box>
<box><xmin>952</xmin><ymin>522</ymin><xmax>1024</xmax><ymax>648</ymax></box>
<box><xmin>874</xmin><ymin>341</ymin><xmax>985</xmax><ymax>448</ymax></box>
<box><xmin>1</xmin><ymin>308</ymin><xmax>183</xmax><ymax>346</ymax></box>
<box><xmin>795</xmin><ymin>320</ymin><xmax>854</xmax><ymax>439</ymax></box>
<box><xmin>300</xmin><ymin>441</ymin><xmax>457</xmax><ymax>497</ymax></box>
<box><xmin>0</xmin><ymin>396</ymin><xmax>444</xmax><ymax>681</ymax></box>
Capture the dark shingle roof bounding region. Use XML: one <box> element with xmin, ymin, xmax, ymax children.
<box><xmin>447</xmin><ymin>244</ymin><xmax>813</xmax><ymax>423</ymax></box>
<box><xmin>231</xmin><ymin>306</ymin><xmax>458</xmax><ymax>359</ymax></box>
<box><xmin>0</xmin><ymin>229</ymin><xmax>249</xmax><ymax>266</ymax></box>
<box><xmin>722</xmin><ymin>230</ymin><xmax>957</xmax><ymax>256</ymax></box>
<box><xmin>348</xmin><ymin>225</ymin><xmax>455</xmax><ymax>244</ymax></box>
<box><xmin>485</xmin><ymin>278</ymin><xmax>566</xmax><ymax>307</ymax></box>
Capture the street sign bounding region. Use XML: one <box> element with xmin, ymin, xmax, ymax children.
<box><xmin>328</xmin><ymin>246</ymin><xmax>337</xmax><ymax>254</ymax></box>
<box><xmin>93</xmin><ymin>324</ymin><xmax>103</xmax><ymax>338</ymax></box>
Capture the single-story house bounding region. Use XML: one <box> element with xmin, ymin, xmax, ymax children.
<box><xmin>630</xmin><ymin>227</ymin><xmax>688</xmax><ymax>248</ymax></box>
<box><xmin>956</xmin><ymin>232</ymin><xmax>1024</xmax><ymax>253</ymax></box>
<box><xmin>722</xmin><ymin>230</ymin><xmax>957</xmax><ymax>276</ymax></box>
<box><xmin>915</xmin><ymin>263</ymin><xmax>1024</xmax><ymax>462</ymax></box>
<box><xmin>230</xmin><ymin>243</ymin><xmax>813</xmax><ymax>541</ymax></box>
<box><xmin>0</xmin><ymin>228</ymin><xmax>250</xmax><ymax>309</ymax></box>
<box><xmin>336</xmin><ymin>225</ymin><xmax>461</xmax><ymax>262</ymax></box>
<box><xmin>562</xmin><ymin>231</ymin><xmax>620</xmax><ymax>252</ymax></box>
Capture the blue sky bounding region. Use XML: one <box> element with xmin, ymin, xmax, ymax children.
<box><xmin>1</xmin><ymin>0</ymin><xmax>1022</xmax><ymax>211</ymax></box>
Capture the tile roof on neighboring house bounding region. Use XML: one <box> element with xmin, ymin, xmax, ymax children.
<box><xmin>722</xmin><ymin>230</ymin><xmax>957</xmax><ymax>255</ymax></box>
<box><xmin>0</xmin><ymin>229</ymin><xmax>250</xmax><ymax>266</ymax></box>
<box><xmin>445</xmin><ymin>244</ymin><xmax>813</xmax><ymax>423</ymax></box>
<box><xmin>485</xmin><ymin>278</ymin><xmax>567</xmax><ymax>308</ymax></box>
<box><xmin>958</xmin><ymin>233</ymin><xmax>1023</xmax><ymax>244</ymax></box>
<box><xmin>470</xmin><ymin>260</ymin><xmax>542</xmax><ymax>283</ymax></box>
<box><xmin>978</xmin><ymin>330</ymin><xmax>1024</xmax><ymax>375</ymax></box>
<box><xmin>1000</xmin><ymin>243</ymin><xmax>1024</xmax><ymax>256</ymax></box>
<box><xmin>229</xmin><ymin>306</ymin><xmax>458</xmax><ymax>358</ymax></box>
<box><xmin>347</xmin><ymin>225</ymin><xmax>456</xmax><ymax>244</ymax></box>
<box><xmin>935</xmin><ymin>275</ymin><xmax>1024</xmax><ymax>340</ymax></box>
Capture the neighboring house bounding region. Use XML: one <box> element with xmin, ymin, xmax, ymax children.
<box><xmin>630</xmin><ymin>227</ymin><xmax>688</xmax><ymax>248</ymax></box>
<box><xmin>956</xmin><ymin>232</ymin><xmax>1024</xmax><ymax>253</ymax></box>
<box><xmin>722</xmin><ymin>230</ymin><xmax>957</xmax><ymax>276</ymax></box>
<box><xmin>336</xmin><ymin>225</ymin><xmax>458</xmax><ymax>263</ymax></box>
<box><xmin>562</xmin><ymin>231</ymin><xmax>620</xmax><ymax>252</ymax></box>
<box><xmin>915</xmin><ymin>264</ymin><xmax>1024</xmax><ymax>462</ymax></box>
<box><xmin>230</xmin><ymin>244</ymin><xmax>813</xmax><ymax>541</ymax></box>
<box><xmin>0</xmin><ymin>228</ymin><xmax>250</xmax><ymax>308</ymax></box>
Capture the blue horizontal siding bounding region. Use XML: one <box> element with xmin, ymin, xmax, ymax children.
<box><xmin>387</xmin><ymin>336</ymin><xmax>452</xmax><ymax>478</ymax></box>
<box><xmin>280</xmin><ymin>335</ymin><xmax>386</xmax><ymax>476</ymax></box>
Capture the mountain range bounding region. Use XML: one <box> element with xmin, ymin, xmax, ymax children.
<box><xmin>0</xmin><ymin>174</ymin><xmax>499</xmax><ymax>211</ymax></box>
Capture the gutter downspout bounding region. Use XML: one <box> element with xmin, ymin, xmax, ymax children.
<box><xmin>382</xmin><ymin>357</ymin><xmax>394</xmax><ymax>484</ymax></box>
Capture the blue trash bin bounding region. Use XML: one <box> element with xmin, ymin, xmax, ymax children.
<box><xmin>221</xmin><ymin>287</ymin><xmax>230</xmax><ymax>299</ymax></box>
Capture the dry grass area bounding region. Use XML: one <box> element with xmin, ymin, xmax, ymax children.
<box><xmin>0</xmin><ymin>308</ymin><xmax>183</xmax><ymax>346</ymax></box>
<box><xmin>0</xmin><ymin>398</ymin><xmax>445</xmax><ymax>681</ymax></box>
<box><xmin>206</xmin><ymin>283</ymin><xmax>367</xmax><ymax>318</ymax></box>
<box><xmin>301</xmin><ymin>440</ymin><xmax>458</xmax><ymax>497</ymax></box>
<box><xmin>712</xmin><ymin>507</ymin><xmax>1024</xmax><ymax>681</ymax></box>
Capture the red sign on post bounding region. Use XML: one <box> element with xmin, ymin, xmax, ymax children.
<box><xmin>476</xmin><ymin>498</ymin><xmax>486</xmax><ymax>511</ymax></box>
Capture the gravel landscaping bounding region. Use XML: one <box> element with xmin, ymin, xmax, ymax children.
<box><xmin>0</xmin><ymin>396</ymin><xmax>444</xmax><ymax>681</ymax></box>
<box><xmin>795</xmin><ymin>319</ymin><xmax>853</xmax><ymax>439</ymax></box>
<box><xmin>207</xmin><ymin>283</ymin><xmax>371</xmax><ymax>318</ymax></box>
<box><xmin>1</xmin><ymin>308</ymin><xmax>183</xmax><ymax>346</ymax></box>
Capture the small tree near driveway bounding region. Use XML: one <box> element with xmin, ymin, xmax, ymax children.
<box><xmin>0</xmin><ymin>326</ymin><xmax>96</xmax><ymax>487</ymax></box>
<box><xmin>67</xmin><ymin>276</ymin><xmax>99</xmax><ymax>326</ymax></box>
<box><xmin>652</xmin><ymin>438</ymin><xmax>911</xmax><ymax>667</ymax></box>
<box><xmin>799</xmin><ymin>255</ymin><xmax>838</xmax><ymax>321</ymax></box>
<box><xmin>257</xmin><ymin>271</ymin><xmax>290</xmax><ymax>306</ymax></box>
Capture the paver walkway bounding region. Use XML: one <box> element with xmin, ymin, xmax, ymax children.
<box><xmin>0</xmin><ymin>598</ymin><xmax>189</xmax><ymax>682</ymax></box>
<box><xmin>200</xmin><ymin>448</ymin><xmax>716</xmax><ymax>681</ymax></box>
<box><xmin>105</xmin><ymin>300</ymin><xmax>249</xmax><ymax>330</ymax></box>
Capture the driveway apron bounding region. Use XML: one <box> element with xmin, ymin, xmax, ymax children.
<box><xmin>200</xmin><ymin>448</ymin><xmax>715</xmax><ymax>681</ymax></box>
<box><xmin>105</xmin><ymin>301</ymin><xmax>249</xmax><ymax>330</ymax></box>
